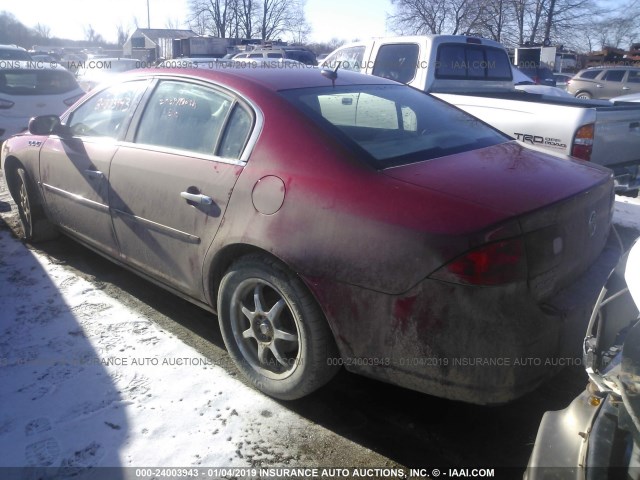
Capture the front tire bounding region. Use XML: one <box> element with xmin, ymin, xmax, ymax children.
<box><xmin>13</xmin><ymin>167</ymin><xmax>57</xmax><ymax>242</ymax></box>
<box><xmin>217</xmin><ymin>255</ymin><xmax>339</xmax><ymax>400</ymax></box>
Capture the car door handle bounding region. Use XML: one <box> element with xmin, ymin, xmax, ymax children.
<box><xmin>180</xmin><ymin>191</ymin><xmax>213</xmax><ymax>205</ymax></box>
<box><xmin>623</xmin><ymin>86</ymin><xmax>631</xmax><ymax>90</ymax></box>
<box><xmin>84</xmin><ymin>169</ymin><xmax>104</xmax><ymax>180</ymax></box>
<box><xmin>596</xmin><ymin>84</ymin><xmax>604</xmax><ymax>88</ymax></box>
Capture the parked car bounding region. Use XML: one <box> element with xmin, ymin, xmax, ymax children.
<box><xmin>0</xmin><ymin>61</ymin><xmax>84</xmax><ymax>142</ymax></box>
<box><xmin>75</xmin><ymin>58</ymin><xmax>142</xmax><ymax>91</ymax></box>
<box><xmin>233</xmin><ymin>47</ymin><xmax>316</xmax><ymax>65</ymax></box>
<box><xmin>515</xmin><ymin>65</ymin><xmax>556</xmax><ymax>86</ymax></box>
<box><xmin>525</xmin><ymin>238</ymin><xmax>640</xmax><ymax>479</ymax></box>
<box><xmin>0</xmin><ymin>44</ymin><xmax>32</xmax><ymax>61</ymax></box>
<box><xmin>552</xmin><ymin>73</ymin><xmax>573</xmax><ymax>90</ymax></box>
<box><xmin>1</xmin><ymin>66</ymin><xmax>620</xmax><ymax>404</ymax></box>
<box><xmin>512</xmin><ymin>67</ymin><xmax>572</xmax><ymax>97</ymax></box>
<box><xmin>568</xmin><ymin>66</ymin><xmax>640</xmax><ymax>99</ymax></box>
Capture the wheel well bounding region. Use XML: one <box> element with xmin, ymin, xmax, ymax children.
<box><xmin>2</xmin><ymin>155</ymin><xmax>23</xmax><ymax>200</ymax></box>
<box><xmin>209</xmin><ymin>244</ymin><xmax>283</xmax><ymax>307</ymax></box>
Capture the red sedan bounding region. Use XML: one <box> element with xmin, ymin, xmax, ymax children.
<box><xmin>1</xmin><ymin>65</ymin><xmax>619</xmax><ymax>404</ymax></box>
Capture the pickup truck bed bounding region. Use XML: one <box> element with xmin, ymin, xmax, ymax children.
<box><xmin>435</xmin><ymin>91</ymin><xmax>640</xmax><ymax>193</ymax></box>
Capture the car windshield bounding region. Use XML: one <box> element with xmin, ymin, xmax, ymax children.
<box><xmin>0</xmin><ymin>69</ymin><xmax>79</xmax><ymax>95</ymax></box>
<box><xmin>280</xmin><ymin>84</ymin><xmax>508</xmax><ymax>168</ymax></box>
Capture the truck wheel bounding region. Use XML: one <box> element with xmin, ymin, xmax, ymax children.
<box><xmin>13</xmin><ymin>168</ymin><xmax>58</xmax><ymax>242</ymax></box>
<box><xmin>575</xmin><ymin>91</ymin><xmax>592</xmax><ymax>99</ymax></box>
<box><xmin>217</xmin><ymin>254</ymin><xmax>339</xmax><ymax>400</ymax></box>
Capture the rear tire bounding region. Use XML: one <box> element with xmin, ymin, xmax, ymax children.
<box><xmin>217</xmin><ymin>254</ymin><xmax>339</xmax><ymax>400</ymax></box>
<box><xmin>575</xmin><ymin>91</ymin><xmax>592</xmax><ymax>99</ymax></box>
<box><xmin>13</xmin><ymin>167</ymin><xmax>58</xmax><ymax>242</ymax></box>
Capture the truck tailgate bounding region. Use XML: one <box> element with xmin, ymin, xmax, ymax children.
<box><xmin>591</xmin><ymin>107</ymin><xmax>640</xmax><ymax>168</ymax></box>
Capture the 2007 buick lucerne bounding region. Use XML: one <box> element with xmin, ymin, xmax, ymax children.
<box><xmin>1</xmin><ymin>65</ymin><xmax>621</xmax><ymax>404</ymax></box>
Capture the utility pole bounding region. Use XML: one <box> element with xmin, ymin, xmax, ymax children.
<box><xmin>147</xmin><ymin>0</ymin><xmax>151</xmax><ymax>28</ymax></box>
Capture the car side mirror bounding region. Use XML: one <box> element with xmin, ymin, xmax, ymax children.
<box><xmin>28</xmin><ymin>115</ymin><xmax>70</xmax><ymax>137</ymax></box>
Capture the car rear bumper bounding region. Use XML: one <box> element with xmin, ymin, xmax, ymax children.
<box><xmin>309</xmin><ymin>229</ymin><xmax>621</xmax><ymax>405</ymax></box>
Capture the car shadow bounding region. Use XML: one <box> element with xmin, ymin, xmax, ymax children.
<box><xmin>0</xmin><ymin>219</ymin><xmax>127</xmax><ymax>478</ymax></box>
<box><xmin>26</xmin><ymin>229</ymin><xmax>600</xmax><ymax>474</ymax></box>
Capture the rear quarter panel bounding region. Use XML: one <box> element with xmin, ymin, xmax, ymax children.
<box><xmin>202</xmin><ymin>91</ymin><xmax>514</xmax><ymax>299</ymax></box>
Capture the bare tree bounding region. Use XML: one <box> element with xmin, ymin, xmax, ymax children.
<box><xmin>116</xmin><ymin>23</ymin><xmax>130</xmax><ymax>47</ymax></box>
<box><xmin>189</xmin><ymin>0</ymin><xmax>234</xmax><ymax>37</ymax></box>
<box><xmin>237</xmin><ymin>0</ymin><xmax>256</xmax><ymax>38</ymax></box>
<box><xmin>258</xmin><ymin>0</ymin><xmax>295</xmax><ymax>41</ymax></box>
<box><xmin>34</xmin><ymin>23</ymin><xmax>51</xmax><ymax>40</ymax></box>
<box><xmin>388</xmin><ymin>0</ymin><xmax>491</xmax><ymax>36</ymax></box>
<box><xmin>84</xmin><ymin>24</ymin><xmax>102</xmax><ymax>43</ymax></box>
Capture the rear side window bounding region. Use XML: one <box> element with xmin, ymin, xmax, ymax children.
<box><xmin>603</xmin><ymin>70</ymin><xmax>625</xmax><ymax>82</ymax></box>
<box><xmin>218</xmin><ymin>104</ymin><xmax>253</xmax><ymax>159</ymax></box>
<box><xmin>435</xmin><ymin>44</ymin><xmax>512</xmax><ymax>80</ymax></box>
<box><xmin>372</xmin><ymin>43</ymin><xmax>419</xmax><ymax>84</ymax></box>
<box><xmin>0</xmin><ymin>69</ymin><xmax>79</xmax><ymax>95</ymax></box>
<box><xmin>628</xmin><ymin>71</ymin><xmax>640</xmax><ymax>83</ymax></box>
<box><xmin>579</xmin><ymin>70</ymin><xmax>601</xmax><ymax>79</ymax></box>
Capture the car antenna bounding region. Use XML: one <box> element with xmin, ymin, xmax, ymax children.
<box><xmin>320</xmin><ymin>64</ymin><xmax>340</xmax><ymax>87</ymax></box>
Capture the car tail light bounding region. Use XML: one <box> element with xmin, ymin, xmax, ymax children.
<box><xmin>64</xmin><ymin>93</ymin><xmax>85</xmax><ymax>106</ymax></box>
<box><xmin>572</xmin><ymin>123</ymin><xmax>594</xmax><ymax>160</ymax></box>
<box><xmin>0</xmin><ymin>98</ymin><xmax>14</xmax><ymax>109</ymax></box>
<box><xmin>430</xmin><ymin>238</ymin><xmax>527</xmax><ymax>286</ymax></box>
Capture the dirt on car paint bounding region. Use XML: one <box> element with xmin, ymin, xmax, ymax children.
<box><xmin>1</xmin><ymin>171</ymin><xmax>639</xmax><ymax>476</ymax></box>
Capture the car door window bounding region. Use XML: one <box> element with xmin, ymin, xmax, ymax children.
<box><xmin>603</xmin><ymin>70</ymin><xmax>625</xmax><ymax>82</ymax></box>
<box><xmin>323</xmin><ymin>46</ymin><xmax>366</xmax><ymax>72</ymax></box>
<box><xmin>135</xmin><ymin>80</ymin><xmax>232</xmax><ymax>155</ymax></box>
<box><xmin>67</xmin><ymin>81</ymin><xmax>147</xmax><ymax>138</ymax></box>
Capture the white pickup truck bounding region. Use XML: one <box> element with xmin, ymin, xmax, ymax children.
<box><xmin>322</xmin><ymin>35</ymin><xmax>640</xmax><ymax>195</ymax></box>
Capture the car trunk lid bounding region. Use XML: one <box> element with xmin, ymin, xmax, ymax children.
<box><xmin>384</xmin><ymin>141</ymin><xmax>615</xmax><ymax>298</ymax></box>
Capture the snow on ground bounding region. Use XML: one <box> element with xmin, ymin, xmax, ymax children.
<box><xmin>0</xmin><ymin>227</ymin><xmax>321</xmax><ymax>470</ymax></box>
<box><xmin>0</xmin><ymin>185</ymin><xmax>399</xmax><ymax>477</ymax></box>
<box><xmin>0</xmin><ymin>167</ymin><xmax>638</xmax><ymax>478</ymax></box>
<box><xmin>613</xmin><ymin>194</ymin><xmax>640</xmax><ymax>231</ymax></box>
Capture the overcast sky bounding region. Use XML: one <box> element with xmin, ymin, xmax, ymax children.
<box><xmin>2</xmin><ymin>0</ymin><xmax>392</xmax><ymax>44</ymax></box>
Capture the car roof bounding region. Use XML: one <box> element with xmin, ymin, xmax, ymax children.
<box><xmin>129</xmin><ymin>64</ymin><xmax>397</xmax><ymax>92</ymax></box>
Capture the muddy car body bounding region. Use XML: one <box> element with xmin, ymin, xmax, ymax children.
<box><xmin>1</xmin><ymin>66</ymin><xmax>621</xmax><ymax>404</ymax></box>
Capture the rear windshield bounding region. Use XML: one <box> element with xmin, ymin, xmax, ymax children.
<box><xmin>435</xmin><ymin>44</ymin><xmax>512</xmax><ymax>80</ymax></box>
<box><xmin>281</xmin><ymin>84</ymin><xmax>508</xmax><ymax>169</ymax></box>
<box><xmin>0</xmin><ymin>69</ymin><xmax>79</xmax><ymax>95</ymax></box>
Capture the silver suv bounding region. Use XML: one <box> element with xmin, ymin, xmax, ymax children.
<box><xmin>567</xmin><ymin>66</ymin><xmax>640</xmax><ymax>99</ymax></box>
